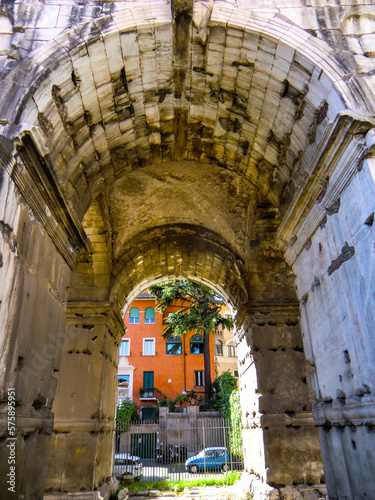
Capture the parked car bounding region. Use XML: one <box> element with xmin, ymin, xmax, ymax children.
<box><xmin>185</xmin><ymin>447</ymin><xmax>231</xmax><ymax>473</ymax></box>
<box><xmin>114</xmin><ymin>453</ymin><xmax>143</xmax><ymax>480</ymax></box>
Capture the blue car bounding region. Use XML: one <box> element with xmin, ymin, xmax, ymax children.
<box><xmin>185</xmin><ymin>447</ymin><xmax>231</xmax><ymax>473</ymax></box>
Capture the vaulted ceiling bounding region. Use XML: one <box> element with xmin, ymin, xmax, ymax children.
<box><xmin>3</xmin><ymin>2</ymin><xmax>370</xmax><ymax>307</ymax></box>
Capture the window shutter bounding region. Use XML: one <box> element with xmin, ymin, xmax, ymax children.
<box><xmin>145</xmin><ymin>307</ymin><xmax>155</xmax><ymax>321</ymax></box>
<box><xmin>129</xmin><ymin>307</ymin><xmax>139</xmax><ymax>319</ymax></box>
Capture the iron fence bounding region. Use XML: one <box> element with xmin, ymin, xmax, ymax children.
<box><xmin>114</xmin><ymin>416</ymin><xmax>243</xmax><ymax>482</ymax></box>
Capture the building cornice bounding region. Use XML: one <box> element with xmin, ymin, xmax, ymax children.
<box><xmin>66</xmin><ymin>301</ymin><xmax>125</xmax><ymax>341</ymax></box>
<box><xmin>277</xmin><ymin>113</ymin><xmax>374</xmax><ymax>266</ymax></box>
<box><xmin>0</xmin><ymin>129</ymin><xmax>91</xmax><ymax>269</ymax></box>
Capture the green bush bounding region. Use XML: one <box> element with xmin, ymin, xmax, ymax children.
<box><xmin>116</xmin><ymin>399</ymin><xmax>138</xmax><ymax>430</ymax></box>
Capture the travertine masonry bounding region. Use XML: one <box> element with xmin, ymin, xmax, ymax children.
<box><xmin>0</xmin><ymin>1</ymin><xmax>374</xmax><ymax>499</ymax></box>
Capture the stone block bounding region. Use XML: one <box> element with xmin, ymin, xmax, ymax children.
<box><xmin>264</xmin><ymin>425</ymin><xmax>324</xmax><ymax>486</ymax></box>
<box><xmin>118</xmin><ymin>488</ymin><xmax>129</xmax><ymax>500</ymax></box>
<box><xmin>360</xmin><ymin>33</ymin><xmax>375</xmax><ymax>57</ymax></box>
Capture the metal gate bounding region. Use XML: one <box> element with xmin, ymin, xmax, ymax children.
<box><xmin>113</xmin><ymin>416</ymin><xmax>243</xmax><ymax>482</ymax></box>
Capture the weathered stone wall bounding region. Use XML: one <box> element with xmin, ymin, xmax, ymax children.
<box><xmin>0</xmin><ymin>0</ymin><xmax>374</xmax><ymax>99</ymax></box>
<box><xmin>45</xmin><ymin>302</ymin><xmax>124</xmax><ymax>493</ymax></box>
<box><xmin>236</xmin><ymin>305</ymin><xmax>323</xmax><ymax>487</ymax></box>
<box><xmin>0</xmin><ymin>161</ymin><xmax>71</xmax><ymax>499</ymax></box>
<box><xmin>68</xmin><ymin>198</ymin><xmax>112</xmax><ymax>303</ymax></box>
<box><xmin>0</xmin><ymin>1</ymin><xmax>374</xmax><ymax>499</ymax></box>
<box><xmin>289</xmin><ymin>128</ymin><xmax>375</xmax><ymax>499</ymax></box>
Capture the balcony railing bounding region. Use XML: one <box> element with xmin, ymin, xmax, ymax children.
<box><xmin>139</xmin><ymin>387</ymin><xmax>168</xmax><ymax>400</ymax></box>
<box><xmin>140</xmin><ymin>387</ymin><xmax>154</xmax><ymax>398</ymax></box>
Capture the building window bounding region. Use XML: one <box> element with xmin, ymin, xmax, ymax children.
<box><xmin>142</xmin><ymin>371</ymin><xmax>154</xmax><ymax>397</ymax></box>
<box><xmin>166</xmin><ymin>336</ymin><xmax>182</xmax><ymax>355</ymax></box>
<box><xmin>234</xmin><ymin>370</ymin><xmax>239</xmax><ymax>377</ymax></box>
<box><xmin>129</xmin><ymin>307</ymin><xmax>140</xmax><ymax>324</ymax></box>
<box><xmin>145</xmin><ymin>307</ymin><xmax>155</xmax><ymax>324</ymax></box>
<box><xmin>119</xmin><ymin>339</ymin><xmax>130</xmax><ymax>356</ymax></box>
<box><xmin>190</xmin><ymin>334</ymin><xmax>204</xmax><ymax>354</ymax></box>
<box><xmin>228</xmin><ymin>342</ymin><xmax>236</xmax><ymax>357</ymax></box>
<box><xmin>143</xmin><ymin>338</ymin><xmax>155</xmax><ymax>356</ymax></box>
<box><xmin>215</xmin><ymin>340</ymin><xmax>223</xmax><ymax>356</ymax></box>
<box><xmin>194</xmin><ymin>370</ymin><xmax>204</xmax><ymax>387</ymax></box>
<box><xmin>117</xmin><ymin>375</ymin><xmax>130</xmax><ymax>399</ymax></box>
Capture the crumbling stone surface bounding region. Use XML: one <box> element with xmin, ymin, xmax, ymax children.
<box><xmin>118</xmin><ymin>488</ymin><xmax>128</xmax><ymax>500</ymax></box>
<box><xmin>0</xmin><ymin>2</ymin><xmax>374</xmax><ymax>500</ymax></box>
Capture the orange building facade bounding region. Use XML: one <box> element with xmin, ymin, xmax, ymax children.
<box><xmin>117</xmin><ymin>292</ymin><xmax>216</xmax><ymax>420</ymax></box>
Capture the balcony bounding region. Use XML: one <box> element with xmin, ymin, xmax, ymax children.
<box><xmin>139</xmin><ymin>387</ymin><xmax>166</xmax><ymax>401</ymax></box>
<box><xmin>139</xmin><ymin>387</ymin><xmax>156</xmax><ymax>400</ymax></box>
<box><xmin>140</xmin><ymin>387</ymin><xmax>154</xmax><ymax>397</ymax></box>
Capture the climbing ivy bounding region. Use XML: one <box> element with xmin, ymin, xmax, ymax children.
<box><xmin>212</xmin><ymin>370</ymin><xmax>238</xmax><ymax>418</ymax></box>
<box><xmin>229</xmin><ymin>390</ymin><xmax>243</xmax><ymax>458</ymax></box>
<box><xmin>211</xmin><ymin>372</ymin><xmax>243</xmax><ymax>457</ymax></box>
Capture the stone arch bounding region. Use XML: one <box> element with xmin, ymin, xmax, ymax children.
<box><xmin>0</xmin><ymin>2</ymin><xmax>374</xmax><ymax>499</ymax></box>
<box><xmin>110</xmin><ymin>224</ymin><xmax>249</xmax><ymax>312</ymax></box>
<box><xmin>1</xmin><ymin>3</ymin><xmax>372</xmax><ymax>224</ymax></box>
<box><xmin>45</xmin><ymin>192</ymin><xmax>320</xmax><ymax>494</ymax></box>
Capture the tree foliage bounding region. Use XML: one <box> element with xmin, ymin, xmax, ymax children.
<box><xmin>148</xmin><ymin>280</ymin><xmax>233</xmax><ymax>400</ymax></box>
<box><xmin>212</xmin><ymin>372</ymin><xmax>243</xmax><ymax>457</ymax></box>
<box><xmin>149</xmin><ymin>280</ymin><xmax>233</xmax><ymax>339</ymax></box>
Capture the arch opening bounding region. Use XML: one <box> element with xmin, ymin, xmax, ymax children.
<box><xmin>0</xmin><ymin>2</ymin><xmax>374</xmax><ymax>500</ymax></box>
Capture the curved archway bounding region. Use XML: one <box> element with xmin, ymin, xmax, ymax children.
<box><xmin>110</xmin><ymin>224</ymin><xmax>249</xmax><ymax>312</ymax></box>
<box><xmin>1</xmin><ymin>3</ymin><xmax>371</xmax><ymax>232</ymax></box>
<box><xmin>0</xmin><ymin>2</ymin><xmax>374</xmax><ymax>499</ymax></box>
<box><xmin>49</xmin><ymin>204</ymin><xmax>319</xmax><ymax>492</ymax></box>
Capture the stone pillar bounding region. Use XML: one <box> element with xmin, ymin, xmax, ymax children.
<box><xmin>44</xmin><ymin>302</ymin><xmax>124</xmax><ymax>498</ymax></box>
<box><xmin>0</xmin><ymin>168</ymin><xmax>72</xmax><ymax>499</ymax></box>
<box><xmin>291</xmin><ymin>128</ymin><xmax>375</xmax><ymax>499</ymax></box>
<box><xmin>235</xmin><ymin>303</ymin><xmax>323</xmax><ymax>486</ymax></box>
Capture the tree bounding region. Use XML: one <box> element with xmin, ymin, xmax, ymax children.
<box><xmin>148</xmin><ymin>280</ymin><xmax>234</xmax><ymax>401</ymax></box>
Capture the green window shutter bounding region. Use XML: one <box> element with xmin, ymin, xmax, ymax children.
<box><xmin>143</xmin><ymin>371</ymin><xmax>154</xmax><ymax>389</ymax></box>
<box><xmin>145</xmin><ymin>307</ymin><xmax>155</xmax><ymax>323</ymax></box>
<box><xmin>130</xmin><ymin>307</ymin><xmax>139</xmax><ymax>319</ymax></box>
<box><xmin>129</xmin><ymin>307</ymin><xmax>140</xmax><ymax>324</ymax></box>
